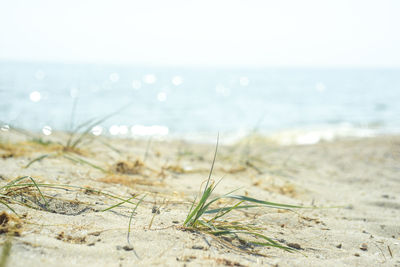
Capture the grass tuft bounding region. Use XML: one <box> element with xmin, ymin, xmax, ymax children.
<box><xmin>0</xmin><ymin>176</ymin><xmax>143</xmax><ymax>216</ymax></box>
<box><xmin>21</xmin><ymin>103</ymin><xmax>132</xmax><ymax>172</ymax></box>
<box><xmin>182</xmin><ymin>135</ymin><xmax>303</xmax><ymax>254</ymax></box>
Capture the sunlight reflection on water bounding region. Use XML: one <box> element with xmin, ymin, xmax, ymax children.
<box><xmin>2</xmin><ymin>63</ymin><xmax>400</xmax><ymax>144</ymax></box>
<box><xmin>29</xmin><ymin>91</ymin><xmax>41</xmax><ymax>102</ymax></box>
<box><xmin>109</xmin><ymin>73</ymin><xmax>120</xmax><ymax>83</ymax></box>
<box><xmin>42</xmin><ymin>126</ymin><xmax>52</xmax><ymax>135</ymax></box>
<box><xmin>171</xmin><ymin>75</ymin><xmax>183</xmax><ymax>86</ymax></box>
<box><xmin>91</xmin><ymin>126</ymin><xmax>103</xmax><ymax>136</ymax></box>
<box><xmin>143</xmin><ymin>74</ymin><xmax>156</xmax><ymax>84</ymax></box>
<box><xmin>1</xmin><ymin>125</ymin><xmax>10</xmax><ymax>132</ymax></box>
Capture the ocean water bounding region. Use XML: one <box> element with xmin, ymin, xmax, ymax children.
<box><xmin>1</xmin><ymin>61</ymin><xmax>400</xmax><ymax>144</ymax></box>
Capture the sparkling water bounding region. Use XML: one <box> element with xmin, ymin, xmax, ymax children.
<box><xmin>1</xmin><ymin>61</ymin><xmax>400</xmax><ymax>143</ymax></box>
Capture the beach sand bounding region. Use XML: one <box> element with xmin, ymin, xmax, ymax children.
<box><xmin>0</xmin><ymin>130</ymin><xmax>399</xmax><ymax>266</ymax></box>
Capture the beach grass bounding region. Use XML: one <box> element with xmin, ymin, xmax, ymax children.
<box><xmin>13</xmin><ymin>103</ymin><xmax>132</xmax><ymax>172</ymax></box>
<box><xmin>0</xmin><ymin>176</ymin><xmax>143</xmax><ymax>217</ymax></box>
<box><xmin>182</xmin><ymin>135</ymin><xmax>303</xmax><ymax>254</ymax></box>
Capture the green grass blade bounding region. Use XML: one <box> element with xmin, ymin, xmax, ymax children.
<box><xmin>0</xmin><ymin>194</ymin><xmax>41</xmax><ymax>211</ymax></box>
<box><xmin>70</xmin><ymin>102</ymin><xmax>132</xmax><ymax>149</ymax></box>
<box><xmin>197</xmin><ymin>219</ymin><xmax>217</xmax><ymax>231</ymax></box>
<box><xmin>184</xmin><ymin>184</ymin><xmax>213</xmax><ymax>225</ymax></box>
<box><xmin>127</xmin><ymin>194</ymin><xmax>146</xmax><ymax>245</ymax></box>
<box><xmin>3</xmin><ymin>182</ymin><xmax>137</xmax><ymax>206</ymax></box>
<box><xmin>1</xmin><ymin>176</ymin><xmax>49</xmax><ymax>210</ymax></box>
<box><xmin>24</xmin><ymin>154</ymin><xmax>50</xmax><ymax>168</ymax></box>
<box><xmin>193</xmin><ymin>186</ymin><xmax>242</xmax><ymax>222</ymax></box>
<box><xmin>185</xmin><ymin>195</ymin><xmax>198</xmax><ymax>218</ymax></box>
<box><xmin>227</xmin><ymin>195</ymin><xmax>303</xmax><ymax>209</ymax></box>
<box><xmin>0</xmin><ymin>199</ymin><xmax>19</xmax><ymax>217</ymax></box>
<box><xmin>184</xmin><ymin>184</ymin><xmax>215</xmax><ymax>226</ymax></box>
<box><xmin>210</xmin><ymin>229</ymin><xmax>294</xmax><ymax>252</ymax></box>
<box><xmin>63</xmin><ymin>154</ymin><xmax>106</xmax><ymax>173</ymax></box>
<box><xmin>203</xmin><ymin>133</ymin><xmax>219</xmax><ymax>195</ymax></box>
<box><xmin>204</xmin><ymin>204</ymin><xmax>259</xmax><ymax>214</ymax></box>
<box><xmin>1</xmin><ymin>176</ymin><xmax>31</xmax><ymax>190</ymax></box>
<box><xmin>101</xmin><ymin>195</ymin><xmax>137</xmax><ymax>212</ymax></box>
<box><xmin>66</xmin><ymin>117</ymin><xmax>96</xmax><ymax>148</ymax></box>
<box><xmin>184</xmin><ymin>185</ymin><xmax>243</xmax><ymax>227</ymax></box>
<box><xmin>28</xmin><ymin>176</ymin><xmax>49</xmax><ymax>209</ymax></box>
<box><xmin>208</xmin><ymin>200</ymin><xmax>244</xmax><ymax>222</ymax></box>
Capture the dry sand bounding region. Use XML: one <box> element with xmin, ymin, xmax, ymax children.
<box><xmin>0</xmin><ymin>130</ymin><xmax>399</xmax><ymax>266</ymax></box>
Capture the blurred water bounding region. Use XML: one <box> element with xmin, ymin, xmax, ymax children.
<box><xmin>1</xmin><ymin>61</ymin><xmax>400</xmax><ymax>143</ymax></box>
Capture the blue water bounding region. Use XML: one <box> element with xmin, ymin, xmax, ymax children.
<box><xmin>1</xmin><ymin>61</ymin><xmax>400</xmax><ymax>142</ymax></box>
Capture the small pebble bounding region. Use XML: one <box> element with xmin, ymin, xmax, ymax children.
<box><xmin>288</xmin><ymin>243</ymin><xmax>302</xmax><ymax>250</ymax></box>
<box><xmin>152</xmin><ymin>206</ymin><xmax>160</xmax><ymax>214</ymax></box>
<box><xmin>191</xmin><ymin>245</ymin><xmax>204</xmax><ymax>250</ymax></box>
<box><xmin>354</xmin><ymin>253</ymin><xmax>360</xmax><ymax>257</ymax></box>
<box><xmin>116</xmin><ymin>245</ymin><xmax>134</xmax><ymax>251</ymax></box>
<box><xmin>360</xmin><ymin>243</ymin><xmax>368</xmax><ymax>251</ymax></box>
<box><xmin>122</xmin><ymin>245</ymin><xmax>134</xmax><ymax>251</ymax></box>
<box><xmin>336</xmin><ymin>244</ymin><xmax>342</xmax><ymax>249</ymax></box>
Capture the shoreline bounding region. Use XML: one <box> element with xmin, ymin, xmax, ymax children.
<box><xmin>2</xmin><ymin>122</ymin><xmax>398</xmax><ymax>146</ymax></box>
<box><xmin>0</xmin><ymin>130</ymin><xmax>399</xmax><ymax>266</ymax></box>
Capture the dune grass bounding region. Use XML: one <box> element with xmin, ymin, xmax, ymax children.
<box><xmin>0</xmin><ymin>176</ymin><xmax>143</xmax><ymax>217</ymax></box>
<box><xmin>14</xmin><ymin>102</ymin><xmax>132</xmax><ymax>172</ymax></box>
<box><xmin>182</xmin><ymin>135</ymin><xmax>303</xmax><ymax>254</ymax></box>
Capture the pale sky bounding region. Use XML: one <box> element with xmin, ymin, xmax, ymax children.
<box><xmin>1</xmin><ymin>0</ymin><xmax>400</xmax><ymax>67</ymax></box>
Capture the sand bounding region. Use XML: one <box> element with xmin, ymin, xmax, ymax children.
<box><xmin>0</xmin><ymin>130</ymin><xmax>399</xmax><ymax>266</ymax></box>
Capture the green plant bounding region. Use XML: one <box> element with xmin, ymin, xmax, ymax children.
<box><xmin>0</xmin><ymin>176</ymin><xmax>142</xmax><ymax>216</ymax></box>
<box><xmin>22</xmin><ymin>102</ymin><xmax>132</xmax><ymax>171</ymax></box>
<box><xmin>182</xmin><ymin>136</ymin><xmax>303</xmax><ymax>254</ymax></box>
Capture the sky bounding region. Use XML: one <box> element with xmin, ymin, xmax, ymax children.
<box><xmin>1</xmin><ymin>0</ymin><xmax>400</xmax><ymax>67</ymax></box>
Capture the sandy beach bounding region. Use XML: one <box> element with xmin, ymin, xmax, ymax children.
<box><xmin>0</xmin><ymin>130</ymin><xmax>399</xmax><ymax>266</ymax></box>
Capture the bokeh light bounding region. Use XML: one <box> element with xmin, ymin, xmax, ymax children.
<box><xmin>29</xmin><ymin>91</ymin><xmax>41</xmax><ymax>102</ymax></box>
<box><xmin>143</xmin><ymin>74</ymin><xmax>156</xmax><ymax>84</ymax></box>
<box><xmin>171</xmin><ymin>76</ymin><xmax>183</xmax><ymax>86</ymax></box>
<box><xmin>109</xmin><ymin>73</ymin><xmax>120</xmax><ymax>83</ymax></box>
<box><xmin>1</xmin><ymin>125</ymin><xmax>10</xmax><ymax>132</ymax></box>
<box><xmin>119</xmin><ymin>125</ymin><xmax>128</xmax><ymax>135</ymax></box>
<box><xmin>91</xmin><ymin>125</ymin><xmax>103</xmax><ymax>136</ymax></box>
<box><xmin>42</xmin><ymin>126</ymin><xmax>52</xmax><ymax>135</ymax></box>
<box><xmin>109</xmin><ymin>125</ymin><xmax>120</xmax><ymax>135</ymax></box>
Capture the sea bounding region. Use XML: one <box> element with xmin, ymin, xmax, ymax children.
<box><xmin>1</xmin><ymin>61</ymin><xmax>400</xmax><ymax>144</ymax></box>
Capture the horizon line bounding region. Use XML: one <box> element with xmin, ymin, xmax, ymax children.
<box><xmin>1</xmin><ymin>58</ymin><xmax>400</xmax><ymax>70</ymax></box>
